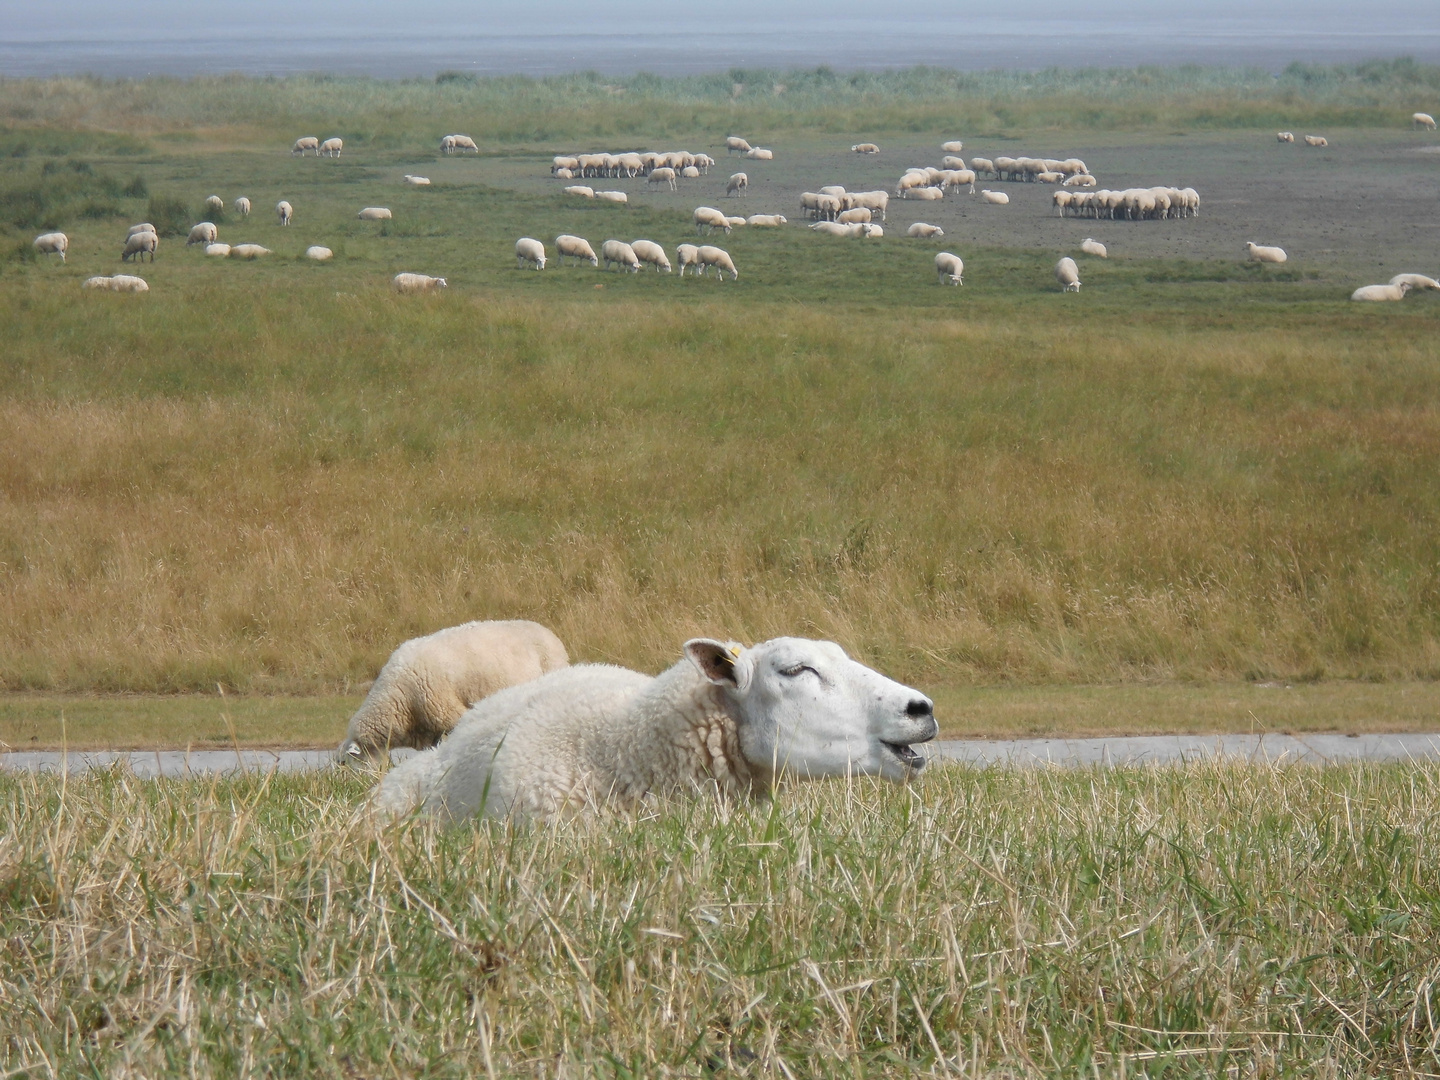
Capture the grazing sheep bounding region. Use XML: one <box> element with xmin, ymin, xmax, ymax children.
<box><xmin>305</xmin><ymin>246</ymin><xmax>333</xmax><ymax>261</ymax></box>
<box><xmin>1055</xmin><ymin>257</ymin><xmax>1082</xmax><ymax>292</ymax></box>
<box><xmin>515</xmin><ymin>237</ymin><xmax>546</xmax><ymax>270</ymax></box>
<box><xmin>320</xmin><ymin>137</ymin><xmax>343</xmax><ymax>158</ymax></box>
<box><xmin>745</xmin><ymin>214</ymin><xmax>786</xmax><ymax>227</ymax></box>
<box><xmin>940</xmin><ymin>169</ymin><xmax>976</xmax><ymax>194</ymax></box>
<box><xmin>291</xmin><ymin>136</ymin><xmax>319</xmax><ymax>156</ymax></box>
<box><xmin>852</xmin><ymin>143</ymin><xmax>880</xmax><ymax>154</ymax></box>
<box><xmin>630</xmin><ymin>239</ymin><xmax>671</xmax><ymax>272</ymax></box>
<box><xmin>725</xmin><ymin>136</ymin><xmax>752</xmax><ymax>154</ymax></box>
<box><xmin>204</xmin><ymin>195</ymin><xmax>224</xmax><ymax>214</ymax></box>
<box><xmin>676</xmin><ymin>243</ymin><xmax>702</xmax><ymax>276</ymax></box>
<box><xmin>941</xmin><ymin>140</ymin><xmax>964</xmax><ymax>153</ymax></box>
<box><xmin>934</xmin><ymin>252</ymin><xmax>964</xmax><ymax>286</ymax></box>
<box><xmin>552</xmin><ymin>155</ymin><xmax>580</xmax><ymax>174</ymax></box>
<box><xmin>372</xmin><ymin>636</ymin><xmax>936</xmax><ymax>822</ymax></box>
<box><xmin>1081</xmin><ymin>238</ymin><xmax>1108</xmax><ymax>258</ymax></box>
<box><xmin>594</xmin><ymin>191</ymin><xmax>629</xmax><ymax>204</ymax></box>
<box><xmin>648</xmin><ymin>167</ymin><xmax>678</xmax><ymax>191</ymax></box>
<box><xmin>32</xmin><ymin>232</ymin><xmax>68</xmax><ymax>262</ymax></box>
<box><xmin>277</xmin><ymin>200</ymin><xmax>293</xmax><ymax>226</ymax></box>
<box><xmin>403</xmin><ymin>175</ymin><xmax>431</xmax><ymax>186</ymax></box>
<box><xmin>121</xmin><ymin>231</ymin><xmax>158</xmax><ymax>262</ymax></box>
<box><xmin>83</xmin><ymin>274</ymin><xmax>149</xmax><ymax>293</ymax></box>
<box><xmin>980</xmin><ymin>190</ymin><xmax>1010</xmax><ymax>205</ymax></box>
<box><xmin>745</xmin><ymin>147</ymin><xmax>773</xmax><ymax>161</ymax></box>
<box><xmin>338</xmin><ymin>619</ymin><xmax>569</xmax><ymax>762</ymax></box>
<box><xmin>968</xmin><ymin>157</ymin><xmax>996</xmax><ymax>179</ymax></box>
<box><xmin>392</xmin><ymin>272</ymin><xmax>447</xmax><ymax>293</ymax></box>
<box><xmin>564</xmin><ymin>185</ymin><xmax>596</xmax><ymax>198</ymax></box>
<box><xmin>229</xmin><ymin>244</ymin><xmax>271</xmax><ymax>259</ymax></box>
<box><xmin>205</xmin><ymin>243</ymin><xmax>231</xmax><ymax>257</ymax></box>
<box><xmin>442</xmin><ymin>135</ymin><xmax>479</xmax><ymax>154</ymax></box>
<box><xmin>233</xmin><ymin>197</ymin><xmax>251</xmax><ymax>216</ymax></box>
<box><xmin>554</xmin><ymin>234</ymin><xmax>599</xmax><ymax>267</ymax></box>
<box><xmin>726</xmin><ymin>172</ymin><xmax>748</xmax><ymax>197</ymax></box>
<box><xmin>843</xmin><ymin>190</ymin><xmax>890</xmax><ymax>222</ymax></box>
<box><xmin>186</xmin><ymin>221</ymin><xmax>218</xmax><ymax>246</ymax></box>
<box><xmin>1351</xmin><ymin>282</ymin><xmax>1412</xmax><ymax>302</ymax></box>
<box><xmin>1390</xmin><ymin>273</ymin><xmax>1440</xmax><ymax>290</ymax></box>
<box><xmin>601</xmin><ymin>239</ymin><xmax>642</xmax><ymax>272</ymax></box>
<box><xmin>693</xmin><ymin>206</ymin><xmax>732</xmax><ymax>235</ymax></box>
<box><xmin>1276</xmin><ymin>132</ymin><xmax>1296</xmax><ymax>143</ymax></box>
<box><xmin>1415</xmin><ymin>113</ymin><xmax>1438</xmax><ymax>131</ymax></box>
<box><xmin>941</xmin><ymin>155</ymin><xmax>966</xmax><ymax>171</ymax></box>
<box><xmin>1303</xmin><ymin>135</ymin><xmax>1328</xmax><ymax>147</ymax></box>
<box><xmin>696</xmin><ymin>245</ymin><xmax>738</xmax><ymax>281</ymax></box>
<box><xmin>1245</xmin><ymin>241</ymin><xmax>1287</xmax><ymax>264</ymax></box>
<box><xmin>357</xmin><ymin>207</ymin><xmax>392</xmax><ymax>221</ymax></box>
<box><xmin>907</xmin><ymin>223</ymin><xmax>943</xmax><ymax>239</ymax></box>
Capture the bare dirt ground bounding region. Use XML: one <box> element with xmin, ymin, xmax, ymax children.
<box><xmin>474</xmin><ymin>128</ymin><xmax>1440</xmax><ymax>277</ymax></box>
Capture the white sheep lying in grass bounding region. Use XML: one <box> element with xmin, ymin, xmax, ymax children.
<box><xmin>127</xmin><ymin>222</ymin><xmax>156</xmax><ymax>237</ymax></box>
<box><xmin>746</xmin><ymin>214</ymin><xmax>786</xmax><ymax>227</ymax></box>
<box><xmin>1351</xmin><ymin>282</ymin><xmax>1412</xmax><ymax>302</ymax></box>
<box><xmin>33</xmin><ymin>232</ymin><xmax>68</xmax><ymax>262</ymax></box>
<box><xmin>403</xmin><ymin>175</ymin><xmax>431</xmax><ymax>186</ymax></box>
<box><xmin>907</xmin><ymin>223</ymin><xmax>943</xmax><ymax>238</ymax></box>
<box><xmin>564</xmin><ymin>185</ymin><xmax>596</xmax><ymax>198</ymax></box>
<box><xmin>838</xmin><ymin>207</ymin><xmax>872</xmax><ymax>224</ymax></box>
<box><xmin>810</xmin><ymin>221</ymin><xmax>868</xmax><ymax>237</ymax></box>
<box><xmin>941</xmin><ymin>140</ymin><xmax>964</xmax><ymax>153</ymax></box>
<box><xmin>903</xmin><ymin>186</ymin><xmax>944</xmax><ymax>202</ymax></box>
<box><xmin>980</xmin><ymin>190</ymin><xmax>1009</xmax><ymax>205</ymax></box>
<box><xmin>1303</xmin><ymin>135</ymin><xmax>1328</xmax><ymax>147</ymax></box>
<box><xmin>515</xmin><ymin>237</ymin><xmax>546</xmax><ymax>270</ymax></box>
<box><xmin>392</xmin><ymin>272</ymin><xmax>447</xmax><ymax>293</ymax></box>
<box><xmin>602</xmin><ymin>239</ymin><xmax>641</xmax><ymax>272</ymax></box>
<box><xmin>320</xmin><ymin>137</ymin><xmax>343</xmax><ymax>157</ymax></box>
<box><xmin>595</xmin><ymin>191</ymin><xmax>629</xmax><ymax>204</ymax></box>
<box><xmin>339</xmin><ymin>619</ymin><xmax>569</xmax><ymax>762</ymax></box>
<box><xmin>358</xmin><ymin>207</ymin><xmax>392</xmax><ymax>220</ymax></box>
<box><xmin>852</xmin><ymin>143</ymin><xmax>880</xmax><ymax>154</ymax></box>
<box><xmin>83</xmin><ymin>274</ymin><xmax>149</xmax><ymax>292</ymax></box>
<box><xmin>1276</xmin><ymin>131</ymin><xmax>1295</xmax><ymax>143</ymax></box>
<box><xmin>1081</xmin><ymin>238</ymin><xmax>1108</xmax><ymax>258</ymax></box>
<box><xmin>1390</xmin><ymin>273</ymin><xmax>1440</xmax><ymax>290</ymax></box>
<box><xmin>372</xmin><ymin>637</ymin><xmax>937</xmax><ymax>821</ymax></box>
<box><xmin>187</xmin><ymin>222</ymin><xmax>218</xmax><ymax>245</ymax></box>
<box><xmin>1245</xmin><ymin>241</ymin><xmax>1287</xmax><ymax>264</ymax></box>
<box><xmin>631</xmin><ymin>239</ymin><xmax>671</xmax><ymax>272</ymax></box>
<box><xmin>305</xmin><ymin>246</ymin><xmax>332</xmax><ymax>261</ymax></box>
<box><xmin>205</xmin><ymin>243</ymin><xmax>231</xmax><ymax>257</ymax></box>
<box><xmin>292</xmin><ymin>137</ymin><xmax>320</xmax><ymax>156</ymax></box>
<box><xmin>1415</xmin><ymin>113</ymin><xmax>1438</xmax><ymax>131</ymax></box>
<box><xmin>745</xmin><ymin>147</ymin><xmax>774</xmax><ymax>161</ymax></box>
<box><xmin>698</xmin><ymin>245</ymin><xmax>738</xmax><ymax>280</ymax></box>
<box><xmin>277</xmin><ymin>201</ymin><xmax>293</xmax><ymax>226</ymax></box>
<box><xmin>1055</xmin><ymin>257</ymin><xmax>1081</xmax><ymax>292</ymax></box>
<box><xmin>234</xmin><ymin>197</ymin><xmax>251</xmax><ymax>215</ymax></box>
<box><xmin>229</xmin><ymin>244</ymin><xmax>271</xmax><ymax>259</ymax></box>
<box><xmin>555</xmin><ymin>234</ymin><xmax>599</xmax><ymax>266</ymax></box>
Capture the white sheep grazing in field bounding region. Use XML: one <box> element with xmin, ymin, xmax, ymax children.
<box><xmin>852</xmin><ymin>143</ymin><xmax>880</xmax><ymax>154</ymax></box>
<box><xmin>187</xmin><ymin>222</ymin><xmax>218</xmax><ymax>245</ymax></box>
<box><xmin>676</xmin><ymin>243</ymin><xmax>702</xmax><ymax>276</ymax></box>
<box><xmin>844</xmin><ymin>190</ymin><xmax>890</xmax><ymax>222</ymax></box>
<box><xmin>229</xmin><ymin>244</ymin><xmax>272</xmax><ymax>259</ymax></box>
<box><xmin>838</xmin><ymin>207</ymin><xmax>872</xmax><ymax>225</ymax></box>
<box><xmin>1389</xmin><ymin>273</ymin><xmax>1440</xmax><ymax>290</ymax></box>
<box><xmin>305</xmin><ymin>246</ymin><xmax>332</xmax><ymax>261</ymax></box>
<box><xmin>403</xmin><ymin>175</ymin><xmax>432</xmax><ymax>186</ymax></box>
<box><xmin>358</xmin><ymin>207</ymin><xmax>392</xmax><ymax>221</ymax></box>
<box><xmin>725</xmin><ymin>136</ymin><xmax>752</xmax><ymax>154</ymax></box>
<box><xmin>83</xmin><ymin>274</ymin><xmax>149</xmax><ymax>293</ymax></box>
<box><xmin>1053</xmin><ymin>190</ymin><xmax>1074</xmax><ymax>216</ymax></box>
<box><xmin>443</xmin><ymin>135</ymin><xmax>479</xmax><ymax>154</ymax></box>
<box><xmin>277</xmin><ymin>201</ymin><xmax>293</xmax><ymax>226</ymax></box>
<box><xmin>122</xmin><ymin>231</ymin><xmax>158</xmax><ymax>262</ymax></box>
<box><xmin>205</xmin><ymin>243</ymin><xmax>231</xmax><ymax>257</ymax></box>
<box><xmin>1351</xmin><ymin>282</ymin><xmax>1412</xmax><ymax>302</ymax></box>
<box><xmin>1276</xmin><ymin>131</ymin><xmax>1295</xmax><ymax>143</ymax></box>
<box><xmin>555</xmin><ymin>234</ymin><xmax>599</xmax><ymax>267</ymax></box>
<box><xmin>320</xmin><ymin>137</ymin><xmax>343</xmax><ymax>157</ymax></box>
<box><xmin>697</xmin><ymin>245</ymin><xmax>738</xmax><ymax>281</ymax></box>
<box><xmin>564</xmin><ymin>185</ymin><xmax>596</xmax><ymax>198</ymax></box>
<box><xmin>32</xmin><ymin>232</ymin><xmax>68</xmax><ymax>262</ymax></box>
<box><xmin>1081</xmin><ymin>238</ymin><xmax>1108</xmax><ymax>258</ymax></box>
<box><xmin>1303</xmin><ymin>135</ymin><xmax>1328</xmax><ymax>147</ymax></box>
<box><xmin>726</xmin><ymin>172</ymin><xmax>748</xmax><ymax>197</ymax></box>
<box><xmin>552</xmin><ymin>155</ymin><xmax>580</xmax><ymax>174</ymax></box>
<box><xmin>693</xmin><ymin>206</ymin><xmax>732</xmax><ymax>234</ymax></box>
<box><xmin>1415</xmin><ymin>113</ymin><xmax>1438</xmax><ymax>131</ymax></box>
<box><xmin>969</xmin><ymin>157</ymin><xmax>996</xmax><ymax>179</ymax></box>
<box><xmin>233</xmin><ymin>197</ymin><xmax>251</xmax><ymax>215</ymax></box>
<box><xmin>940</xmin><ymin>169</ymin><xmax>976</xmax><ymax>194</ymax></box>
<box><xmin>1245</xmin><ymin>241</ymin><xmax>1287</xmax><ymax>264</ymax></box>
<box><xmin>292</xmin><ymin>136</ymin><xmax>319</xmax><ymax>155</ymax></box>
<box><xmin>745</xmin><ymin>214</ymin><xmax>786</xmax><ymax>227</ymax></box>
<box><xmin>601</xmin><ymin>239</ymin><xmax>642</xmax><ymax>272</ymax></box>
<box><xmin>941</xmin><ymin>140</ymin><xmax>964</xmax><ymax>153</ymax></box>
<box><xmin>907</xmin><ymin>223</ymin><xmax>943</xmax><ymax>239</ymax></box>
<box><xmin>515</xmin><ymin>237</ymin><xmax>546</xmax><ymax>270</ymax></box>
<box><xmin>648</xmin><ymin>167</ymin><xmax>678</xmax><ymax>191</ymax></box>
<box><xmin>595</xmin><ymin>191</ymin><xmax>629</xmax><ymax>204</ymax></box>
<box><xmin>904</xmin><ymin>186</ymin><xmax>945</xmax><ymax>201</ymax></box>
<box><xmin>745</xmin><ymin>147</ymin><xmax>773</xmax><ymax>161</ymax></box>
<box><xmin>941</xmin><ymin>155</ymin><xmax>966</xmax><ymax>171</ymax></box>
<box><xmin>372</xmin><ymin>636</ymin><xmax>937</xmax><ymax>822</ymax></box>
<box><xmin>630</xmin><ymin>239</ymin><xmax>671</xmax><ymax>272</ymax></box>
<box><xmin>204</xmin><ymin>195</ymin><xmax>224</xmax><ymax>214</ymax></box>
<box><xmin>934</xmin><ymin>252</ymin><xmax>963</xmax><ymax>286</ymax></box>
<box><xmin>980</xmin><ymin>190</ymin><xmax>1009</xmax><ymax>205</ymax></box>
<box><xmin>392</xmin><ymin>272</ymin><xmax>448</xmax><ymax>293</ymax></box>
<box><xmin>338</xmin><ymin>619</ymin><xmax>569</xmax><ymax>762</ymax></box>
<box><xmin>1055</xmin><ymin>257</ymin><xmax>1081</xmax><ymax>292</ymax></box>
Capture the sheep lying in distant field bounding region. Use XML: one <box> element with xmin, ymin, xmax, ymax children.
<box><xmin>934</xmin><ymin>252</ymin><xmax>963</xmax><ymax>286</ymax></box>
<box><xmin>555</xmin><ymin>234</ymin><xmax>599</xmax><ymax>266</ymax></box>
<box><xmin>122</xmin><ymin>231</ymin><xmax>158</xmax><ymax>262</ymax></box>
<box><xmin>277</xmin><ymin>201</ymin><xmax>293</xmax><ymax>226</ymax></box>
<box><xmin>697</xmin><ymin>245</ymin><xmax>738</xmax><ymax>280</ymax></box>
<box><xmin>187</xmin><ymin>222</ymin><xmax>218</xmax><ymax>246</ymax></box>
<box><xmin>1415</xmin><ymin>113</ymin><xmax>1438</xmax><ymax>131</ymax></box>
<box><xmin>1277</xmin><ymin>131</ymin><xmax>1295</xmax><ymax>143</ymax></box>
<box><xmin>1390</xmin><ymin>273</ymin><xmax>1440</xmax><ymax>290</ymax></box>
<box><xmin>594</xmin><ymin>190</ymin><xmax>628</xmax><ymax>204</ymax></box>
<box><xmin>602</xmin><ymin>239</ymin><xmax>641</xmax><ymax>272</ymax></box>
<box><xmin>127</xmin><ymin>222</ymin><xmax>156</xmax><ymax>237</ymax></box>
<box><xmin>725</xmin><ymin>136</ymin><xmax>752</xmax><ymax>154</ymax></box>
<box><xmin>564</xmin><ymin>185</ymin><xmax>595</xmax><ymax>198</ymax></box>
<box><xmin>980</xmin><ymin>190</ymin><xmax>1009</xmax><ymax>205</ymax></box>
<box><xmin>205</xmin><ymin>243</ymin><xmax>231</xmax><ymax>257</ymax></box>
<box><xmin>403</xmin><ymin>175</ymin><xmax>431</xmax><ymax>186</ymax></box>
<box><xmin>941</xmin><ymin>140</ymin><xmax>964</xmax><ymax>153</ymax></box>
<box><xmin>234</xmin><ymin>197</ymin><xmax>251</xmax><ymax>215</ymax></box>
<box><xmin>515</xmin><ymin>237</ymin><xmax>546</xmax><ymax>270</ymax></box>
<box><xmin>941</xmin><ymin>155</ymin><xmax>966</xmax><ymax>171</ymax></box>
<box><xmin>745</xmin><ymin>147</ymin><xmax>773</xmax><ymax>161</ymax></box>
<box><xmin>83</xmin><ymin>274</ymin><xmax>148</xmax><ymax>292</ymax></box>
<box><xmin>838</xmin><ymin>207</ymin><xmax>872</xmax><ymax>224</ymax></box>
<box><xmin>693</xmin><ymin>206</ymin><xmax>732</xmax><ymax>234</ymax></box>
<box><xmin>1245</xmin><ymin>241</ymin><xmax>1287</xmax><ymax>264</ymax></box>
<box><xmin>32</xmin><ymin>232</ymin><xmax>67</xmax><ymax>262</ymax></box>
<box><xmin>1081</xmin><ymin>238</ymin><xmax>1108</xmax><ymax>258</ymax></box>
<box><xmin>392</xmin><ymin>272</ymin><xmax>447</xmax><ymax>293</ymax></box>
<box><xmin>1303</xmin><ymin>135</ymin><xmax>1328</xmax><ymax>147</ymax></box>
<box><xmin>907</xmin><ymin>223</ymin><xmax>943</xmax><ymax>238</ymax></box>
<box><xmin>852</xmin><ymin>143</ymin><xmax>880</xmax><ymax>154</ymax></box>
<box><xmin>292</xmin><ymin>136</ymin><xmax>319</xmax><ymax>155</ymax></box>
<box><xmin>229</xmin><ymin>244</ymin><xmax>271</xmax><ymax>259</ymax></box>
<box><xmin>676</xmin><ymin>243</ymin><xmax>701</xmax><ymax>276</ymax></box>
<box><xmin>810</xmin><ymin>221</ymin><xmax>869</xmax><ymax>237</ymax></box>
<box><xmin>320</xmin><ymin>137</ymin><xmax>343</xmax><ymax>157</ymax></box>
<box><xmin>357</xmin><ymin>207</ymin><xmax>392</xmax><ymax>220</ymax></box>
<box><xmin>631</xmin><ymin>239</ymin><xmax>671</xmax><ymax>272</ymax></box>
<box><xmin>903</xmin><ymin>186</ymin><xmax>944</xmax><ymax>202</ymax></box>
<box><xmin>305</xmin><ymin>246</ymin><xmax>333</xmax><ymax>261</ymax></box>
<box><xmin>371</xmin><ymin>636</ymin><xmax>937</xmax><ymax>822</ymax></box>
<box><xmin>726</xmin><ymin>172</ymin><xmax>748</xmax><ymax>197</ymax></box>
<box><xmin>1055</xmin><ymin>257</ymin><xmax>1081</xmax><ymax>292</ymax></box>
<box><xmin>1351</xmin><ymin>282</ymin><xmax>1412</xmax><ymax>302</ymax></box>
<box><xmin>339</xmin><ymin>619</ymin><xmax>570</xmax><ymax>762</ymax></box>
<box><xmin>746</xmin><ymin>214</ymin><xmax>786</xmax><ymax>227</ymax></box>
<box><xmin>1062</xmin><ymin>174</ymin><xmax>1097</xmax><ymax>188</ymax></box>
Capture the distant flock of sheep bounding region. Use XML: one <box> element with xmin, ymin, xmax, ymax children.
<box><xmin>512</xmin><ymin>234</ymin><xmax>739</xmax><ymax>280</ymax></box>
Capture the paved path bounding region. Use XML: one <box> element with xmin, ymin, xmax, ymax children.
<box><xmin>3</xmin><ymin>733</ymin><xmax>1439</xmax><ymax>776</ymax></box>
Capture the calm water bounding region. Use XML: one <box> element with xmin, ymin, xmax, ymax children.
<box><xmin>4</xmin><ymin>1</ymin><xmax>1437</xmax><ymax>77</ymax></box>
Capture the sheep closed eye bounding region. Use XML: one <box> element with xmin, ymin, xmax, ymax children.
<box><xmin>779</xmin><ymin>664</ymin><xmax>817</xmax><ymax>678</ymax></box>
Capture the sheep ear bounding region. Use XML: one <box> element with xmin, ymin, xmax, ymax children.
<box><xmin>685</xmin><ymin>639</ymin><xmax>751</xmax><ymax>691</ymax></box>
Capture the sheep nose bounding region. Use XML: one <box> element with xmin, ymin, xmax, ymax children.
<box><xmin>905</xmin><ymin>698</ymin><xmax>933</xmax><ymax>719</ymax></box>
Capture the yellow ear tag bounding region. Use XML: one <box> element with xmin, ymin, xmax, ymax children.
<box><xmin>728</xmin><ymin>645</ymin><xmax>742</xmax><ymax>658</ymax></box>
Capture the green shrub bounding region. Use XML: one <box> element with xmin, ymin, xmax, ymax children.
<box><xmin>144</xmin><ymin>194</ymin><xmax>191</xmax><ymax>237</ymax></box>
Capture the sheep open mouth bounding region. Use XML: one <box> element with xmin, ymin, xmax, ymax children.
<box><xmin>883</xmin><ymin>742</ymin><xmax>926</xmax><ymax>769</ymax></box>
